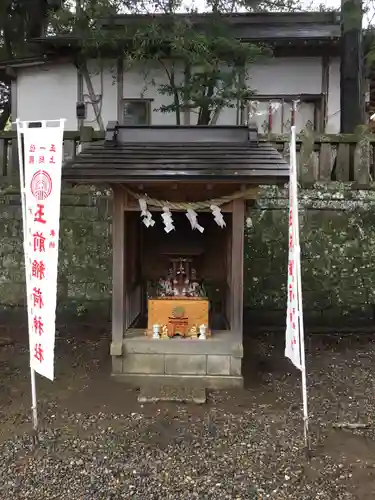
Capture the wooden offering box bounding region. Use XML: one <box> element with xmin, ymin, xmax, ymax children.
<box><xmin>147</xmin><ymin>297</ymin><xmax>210</xmax><ymax>337</ymax></box>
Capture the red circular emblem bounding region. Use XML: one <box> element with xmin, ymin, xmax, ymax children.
<box><xmin>30</xmin><ymin>170</ymin><xmax>52</xmax><ymax>201</ymax></box>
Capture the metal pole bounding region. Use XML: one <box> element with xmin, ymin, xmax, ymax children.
<box><xmin>16</xmin><ymin>119</ymin><xmax>39</xmax><ymax>445</ymax></box>
<box><xmin>290</xmin><ymin>125</ymin><xmax>310</xmax><ymax>454</ymax></box>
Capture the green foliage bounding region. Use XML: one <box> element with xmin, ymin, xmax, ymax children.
<box><xmin>0</xmin><ymin>0</ymin><xmax>304</xmax><ymax>127</ymax></box>
<box><xmin>112</xmin><ymin>15</ymin><xmax>270</xmax><ymax>124</ymax></box>
<box><xmin>0</xmin><ymin>0</ymin><xmax>63</xmax><ymax>128</ymax></box>
<box><xmin>69</xmin><ymin>0</ymin><xmax>286</xmax><ymax>125</ymax></box>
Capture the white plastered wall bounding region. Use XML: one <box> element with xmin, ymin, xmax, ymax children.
<box><xmin>16</xmin><ymin>56</ymin><xmax>341</xmax><ymax>132</ymax></box>
<box><xmin>17</xmin><ymin>63</ymin><xmax>78</xmax><ymax>130</ymax></box>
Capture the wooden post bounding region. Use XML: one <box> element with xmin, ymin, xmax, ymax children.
<box><xmin>80</xmin><ymin>126</ymin><xmax>94</xmax><ymax>152</ymax></box>
<box><xmin>340</xmin><ymin>0</ymin><xmax>364</xmax><ymax>133</ymax></box>
<box><xmin>335</xmin><ymin>143</ymin><xmax>351</xmax><ymax>181</ymax></box>
<box><xmin>230</xmin><ymin>199</ymin><xmax>245</xmax><ymax>335</ymax></box>
<box><xmin>299</xmin><ymin>133</ymin><xmax>318</xmax><ymax>184</ymax></box>
<box><xmin>0</xmin><ymin>138</ymin><xmax>6</xmax><ymax>177</ymax></box>
<box><xmin>354</xmin><ymin>137</ymin><xmax>371</xmax><ymax>184</ymax></box>
<box><xmin>319</xmin><ymin>143</ymin><xmax>335</xmax><ymax>181</ymax></box>
<box><xmin>110</xmin><ymin>186</ymin><xmax>125</xmax><ymax>361</ymax></box>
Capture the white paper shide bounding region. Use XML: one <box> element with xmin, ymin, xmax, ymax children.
<box><xmin>22</xmin><ymin>124</ymin><xmax>64</xmax><ymax>381</ymax></box>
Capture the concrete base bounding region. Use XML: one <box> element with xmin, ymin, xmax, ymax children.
<box><xmin>138</xmin><ymin>386</ymin><xmax>206</xmax><ymax>404</ymax></box>
<box><xmin>111</xmin><ymin>329</ymin><xmax>243</xmax><ymax>390</ymax></box>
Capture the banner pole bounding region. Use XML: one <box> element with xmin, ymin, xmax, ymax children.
<box><xmin>16</xmin><ymin>119</ymin><xmax>39</xmax><ymax>444</ymax></box>
<box><xmin>290</xmin><ymin>125</ymin><xmax>310</xmax><ymax>453</ymax></box>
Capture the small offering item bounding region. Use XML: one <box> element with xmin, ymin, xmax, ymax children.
<box><xmin>190</xmin><ymin>325</ymin><xmax>198</xmax><ymax>338</ymax></box>
<box><xmin>199</xmin><ymin>324</ymin><xmax>207</xmax><ymax>339</ymax></box>
<box><xmin>161</xmin><ymin>325</ymin><xmax>169</xmax><ymax>339</ymax></box>
<box><xmin>152</xmin><ymin>324</ymin><xmax>160</xmax><ymax>339</ymax></box>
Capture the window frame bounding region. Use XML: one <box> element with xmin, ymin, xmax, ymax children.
<box><xmin>120</xmin><ymin>98</ymin><xmax>153</xmax><ymax>125</ymax></box>
<box><xmin>245</xmin><ymin>94</ymin><xmax>325</xmax><ymax>132</ymax></box>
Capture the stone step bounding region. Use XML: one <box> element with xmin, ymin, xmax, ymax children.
<box><xmin>138</xmin><ymin>385</ymin><xmax>206</xmax><ymax>404</ymax></box>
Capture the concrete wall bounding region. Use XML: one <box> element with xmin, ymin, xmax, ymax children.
<box><xmin>1</xmin><ymin>182</ymin><xmax>375</xmax><ymax>328</ymax></box>
<box><xmin>16</xmin><ymin>56</ymin><xmax>341</xmax><ymax>132</ymax></box>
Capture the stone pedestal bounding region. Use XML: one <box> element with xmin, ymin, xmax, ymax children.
<box><xmin>111</xmin><ymin>330</ymin><xmax>243</xmax><ymax>390</ymax></box>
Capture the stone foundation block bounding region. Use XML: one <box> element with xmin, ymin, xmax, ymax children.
<box><xmin>138</xmin><ymin>386</ymin><xmax>206</xmax><ymax>404</ymax></box>
<box><xmin>124</xmin><ymin>353</ymin><xmax>164</xmax><ymax>374</ymax></box>
<box><xmin>165</xmin><ymin>354</ymin><xmax>206</xmax><ymax>375</ymax></box>
<box><xmin>230</xmin><ymin>357</ymin><xmax>242</xmax><ymax>376</ymax></box>
<box><xmin>207</xmin><ymin>355</ymin><xmax>230</xmax><ymax>375</ymax></box>
<box><xmin>111</xmin><ymin>356</ymin><xmax>123</xmax><ymax>374</ymax></box>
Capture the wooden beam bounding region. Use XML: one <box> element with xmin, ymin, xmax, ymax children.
<box><xmin>320</xmin><ymin>55</ymin><xmax>329</xmax><ymax>132</ymax></box>
<box><xmin>10</xmin><ymin>79</ymin><xmax>18</xmax><ymax>176</ymax></box>
<box><xmin>117</xmin><ymin>58</ymin><xmax>124</xmax><ymax>125</ymax></box>
<box><xmin>230</xmin><ymin>199</ymin><xmax>245</xmax><ymax>335</ymax></box>
<box><xmin>2</xmin><ymin>130</ymin><xmax>375</xmax><ymax>144</ymax></box>
<box><xmin>110</xmin><ymin>185</ymin><xmax>125</xmax><ymax>356</ymax></box>
<box><xmin>77</xmin><ymin>63</ymin><xmax>84</xmax><ymax>131</ymax></box>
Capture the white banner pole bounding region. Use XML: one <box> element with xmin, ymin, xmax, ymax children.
<box><xmin>290</xmin><ymin>125</ymin><xmax>309</xmax><ymax>451</ymax></box>
<box><xmin>16</xmin><ymin>119</ymin><xmax>38</xmax><ymax>442</ymax></box>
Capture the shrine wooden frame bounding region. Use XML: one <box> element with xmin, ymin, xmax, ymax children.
<box><xmin>109</xmin><ymin>182</ymin><xmax>246</xmax><ymax>356</ymax></box>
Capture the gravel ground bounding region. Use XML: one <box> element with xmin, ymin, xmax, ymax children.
<box><xmin>0</xmin><ymin>328</ymin><xmax>375</xmax><ymax>499</ymax></box>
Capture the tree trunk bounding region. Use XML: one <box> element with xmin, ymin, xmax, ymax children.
<box><xmin>169</xmin><ymin>67</ymin><xmax>181</xmax><ymax>125</ymax></box>
<box><xmin>0</xmin><ymin>100</ymin><xmax>11</xmax><ymax>131</ymax></box>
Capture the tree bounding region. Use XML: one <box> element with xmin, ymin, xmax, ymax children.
<box><xmin>0</xmin><ymin>0</ymin><xmax>62</xmax><ymax>129</ymax></box>
<box><xmin>0</xmin><ymin>80</ymin><xmax>10</xmax><ymax>130</ymax></box>
<box><xmin>121</xmin><ymin>14</ymin><xmax>267</xmax><ymax>125</ymax></box>
<box><xmin>0</xmin><ymin>0</ymin><xmax>304</xmax><ymax>129</ymax></box>
<box><xmin>72</xmin><ymin>0</ymin><xmax>302</xmax><ymax>125</ymax></box>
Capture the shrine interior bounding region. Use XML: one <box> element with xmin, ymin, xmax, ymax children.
<box><xmin>124</xmin><ymin>210</ymin><xmax>232</xmax><ymax>332</ymax></box>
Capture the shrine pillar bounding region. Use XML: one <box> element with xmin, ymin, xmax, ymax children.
<box><xmin>110</xmin><ymin>186</ymin><xmax>125</xmax><ymax>372</ymax></box>
<box><xmin>230</xmin><ymin>199</ymin><xmax>245</xmax><ymax>336</ymax></box>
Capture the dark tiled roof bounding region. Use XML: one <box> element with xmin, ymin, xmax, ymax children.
<box><xmin>97</xmin><ymin>12</ymin><xmax>341</xmax><ymax>41</ymax></box>
<box><xmin>62</xmin><ymin>125</ymin><xmax>289</xmax><ymax>183</ymax></box>
<box><xmin>235</xmin><ymin>23</ymin><xmax>341</xmax><ymax>40</ymax></box>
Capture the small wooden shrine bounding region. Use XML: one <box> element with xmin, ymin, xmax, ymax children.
<box><xmin>64</xmin><ymin>123</ymin><xmax>289</xmax><ymax>389</ymax></box>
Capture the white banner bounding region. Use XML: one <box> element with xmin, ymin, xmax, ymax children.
<box><xmin>285</xmin><ymin>127</ymin><xmax>302</xmax><ymax>370</ymax></box>
<box><xmin>20</xmin><ymin>122</ymin><xmax>65</xmax><ymax>381</ymax></box>
<box><xmin>284</xmin><ymin>123</ymin><xmax>309</xmax><ymax>450</ymax></box>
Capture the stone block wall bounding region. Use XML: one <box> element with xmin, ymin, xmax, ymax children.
<box><xmin>118</xmin><ymin>332</ymin><xmax>243</xmax><ymax>380</ymax></box>
<box><xmin>246</xmin><ymin>183</ymin><xmax>375</xmax><ymax>325</ymax></box>
<box><xmin>0</xmin><ymin>183</ymin><xmax>112</xmax><ymax>326</ymax></box>
<box><xmin>116</xmin><ymin>353</ymin><xmax>241</xmax><ymax>377</ymax></box>
<box><xmin>2</xmin><ymin>181</ymin><xmax>375</xmax><ymax>327</ymax></box>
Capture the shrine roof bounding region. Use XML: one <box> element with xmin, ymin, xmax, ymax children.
<box><xmin>62</xmin><ymin>123</ymin><xmax>290</xmax><ymax>184</ymax></box>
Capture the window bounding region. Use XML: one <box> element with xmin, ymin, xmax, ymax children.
<box><xmin>121</xmin><ymin>99</ymin><xmax>152</xmax><ymax>125</ymax></box>
<box><xmin>246</xmin><ymin>95</ymin><xmax>324</xmax><ymax>133</ymax></box>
